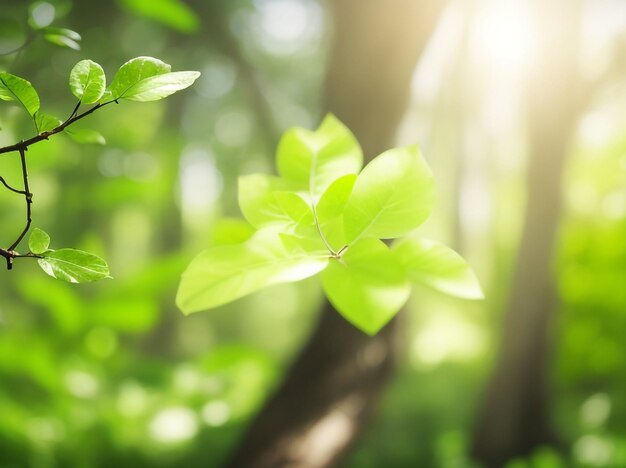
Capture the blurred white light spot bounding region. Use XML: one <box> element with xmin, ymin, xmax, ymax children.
<box><xmin>215</xmin><ymin>110</ymin><xmax>253</xmax><ymax>147</ymax></box>
<box><xmin>117</xmin><ymin>381</ymin><xmax>147</xmax><ymax>417</ymax></box>
<box><xmin>197</xmin><ymin>62</ymin><xmax>236</xmax><ymax>99</ymax></box>
<box><xmin>580</xmin><ymin>393</ymin><xmax>612</xmax><ymax>429</ymax></box>
<box><xmin>149</xmin><ymin>407</ymin><xmax>198</xmax><ymax>443</ymax></box>
<box><xmin>98</xmin><ymin>149</ymin><xmax>126</xmax><ymax>178</ymax></box>
<box><xmin>201</xmin><ymin>401</ymin><xmax>230</xmax><ymax>427</ymax></box>
<box><xmin>179</xmin><ymin>147</ymin><xmax>223</xmax><ymax>215</ymax></box>
<box><xmin>295</xmin><ymin>406</ymin><xmax>354</xmax><ymax>466</ymax></box>
<box><xmin>411</xmin><ymin>317</ymin><xmax>485</xmax><ymax>368</ymax></box>
<box><xmin>173</xmin><ymin>366</ymin><xmax>202</xmax><ymax>395</ymax></box>
<box><xmin>30</xmin><ymin>2</ymin><xmax>55</xmax><ymax>28</ymax></box>
<box><xmin>602</xmin><ymin>192</ymin><xmax>626</xmax><ymax>220</ymax></box>
<box><xmin>65</xmin><ymin>371</ymin><xmax>99</xmax><ymax>399</ymax></box>
<box><xmin>574</xmin><ymin>435</ymin><xmax>614</xmax><ymax>466</ymax></box>
<box><xmin>254</xmin><ymin>0</ymin><xmax>322</xmax><ymax>54</ymax></box>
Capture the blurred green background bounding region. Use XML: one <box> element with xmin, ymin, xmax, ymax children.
<box><xmin>1</xmin><ymin>0</ymin><xmax>625</xmax><ymax>467</ymax></box>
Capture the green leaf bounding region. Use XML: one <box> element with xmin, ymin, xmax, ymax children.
<box><xmin>28</xmin><ymin>228</ymin><xmax>50</xmax><ymax>254</ymax></box>
<box><xmin>393</xmin><ymin>238</ymin><xmax>483</xmax><ymax>299</ymax></box>
<box><xmin>118</xmin><ymin>0</ymin><xmax>200</xmax><ymax>33</ymax></box>
<box><xmin>0</xmin><ymin>72</ymin><xmax>40</xmax><ymax>116</ymax></box>
<box><xmin>210</xmin><ymin>218</ymin><xmax>255</xmax><ymax>246</ymax></box>
<box><xmin>343</xmin><ymin>145</ymin><xmax>435</xmax><ymax>244</ymax></box>
<box><xmin>34</xmin><ymin>112</ymin><xmax>61</xmax><ymax>133</ymax></box>
<box><xmin>117</xmin><ymin>71</ymin><xmax>200</xmax><ymax>102</ymax></box>
<box><xmin>316</xmin><ymin>173</ymin><xmax>356</xmax><ymax>249</ymax></box>
<box><xmin>64</xmin><ymin>128</ymin><xmax>106</xmax><ymax>145</ymax></box>
<box><xmin>238</xmin><ymin>174</ymin><xmax>313</xmax><ymax>230</ymax></box>
<box><xmin>276</xmin><ymin>113</ymin><xmax>362</xmax><ymax>197</ymax></box>
<box><xmin>177</xmin><ymin>229</ymin><xmax>329</xmax><ymax>314</ymax></box>
<box><xmin>107</xmin><ymin>56</ymin><xmax>171</xmax><ymax>100</ymax></box>
<box><xmin>69</xmin><ymin>60</ymin><xmax>106</xmax><ymax>104</ymax></box>
<box><xmin>321</xmin><ymin>238</ymin><xmax>410</xmax><ymax>335</ymax></box>
<box><xmin>43</xmin><ymin>34</ymin><xmax>80</xmax><ymax>50</ymax></box>
<box><xmin>40</xmin><ymin>27</ymin><xmax>81</xmax><ymax>41</ymax></box>
<box><xmin>38</xmin><ymin>249</ymin><xmax>110</xmax><ymax>283</ymax></box>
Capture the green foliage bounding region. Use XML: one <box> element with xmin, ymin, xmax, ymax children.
<box><xmin>118</xmin><ymin>0</ymin><xmax>200</xmax><ymax>33</ymax></box>
<box><xmin>177</xmin><ymin>115</ymin><xmax>482</xmax><ymax>334</ymax></box>
<box><xmin>69</xmin><ymin>59</ymin><xmax>106</xmax><ymax>104</ymax></box>
<box><xmin>0</xmin><ymin>71</ymin><xmax>40</xmax><ymax>117</ymax></box>
<box><xmin>1</xmin><ymin>56</ymin><xmax>200</xmax><ymax>281</ymax></box>
<box><xmin>107</xmin><ymin>56</ymin><xmax>200</xmax><ymax>102</ymax></box>
<box><xmin>28</xmin><ymin>229</ymin><xmax>110</xmax><ymax>283</ymax></box>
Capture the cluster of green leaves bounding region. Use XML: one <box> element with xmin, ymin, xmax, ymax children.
<box><xmin>1</xmin><ymin>56</ymin><xmax>200</xmax><ymax>281</ymax></box>
<box><xmin>177</xmin><ymin>115</ymin><xmax>483</xmax><ymax>335</ymax></box>
<box><xmin>28</xmin><ymin>228</ymin><xmax>110</xmax><ymax>283</ymax></box>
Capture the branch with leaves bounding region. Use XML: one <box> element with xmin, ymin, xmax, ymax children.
<box><xmin>0</xmin><ymin>56</ymin><xmax>200</xmax><ymax>281</ymax></box>
<box><xmin>177</xmin><ymin>115</ymin><xmax>483</xmax><ymax>335</ymax></box>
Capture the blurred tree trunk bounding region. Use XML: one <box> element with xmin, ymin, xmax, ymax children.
<box><xmin>470</xmin><ymin>2</ymin><xmax>584</xmax><ymax>466</ymax></box>
<box><xmin>226</xmin><ymin>1</ymin><xmax>446</xmax><ymax>467</ymax></box>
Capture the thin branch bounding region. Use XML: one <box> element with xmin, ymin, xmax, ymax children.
<box><xmin>0</xmin><ymin>100</ymin><xmax>116</xmax><ymax>155</ymax></box>
<box><xmin>8</xmin><ymin>146</ymin><xmax>32</xmax><ymax>251</ymax></box>
<box><xmin>0</xmin><ymin>176</ymin><xmax>26</xmax><ymax>194</ymax></box>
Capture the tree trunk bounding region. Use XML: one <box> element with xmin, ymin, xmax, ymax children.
<box><xmin>470</xmin><ymin>2</ymin><xmax>584</xmax><ymax>466</ymax></box>
<box><xmin>226</xmin><ymin>1</ymin><xmax>446</xmax><ymax>467</ymax></box>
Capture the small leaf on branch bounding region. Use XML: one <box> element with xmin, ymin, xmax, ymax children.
<box><xmin>38</xmin><ymin>248</ymin><xmax>110</xmax><ymax>283</ymax></box>
<box><xmin>35</xmin><ymin>112</ymin><xmax>61</xmax><ymax>133</ymax></box>
<box><xmin>28</xmin><ymin>228</ymin><xmax>50</xmax><ymax>254</ymax></box>
<box><xmin>69</xmin><ymin>59</ymin><xmax>106</xmax><ymax>104</ymax></box>
<box><xmin>43</xmin><ymin>34</ymin><xmax>80</xmax><ymax>50</ymax></box>
<box><xmin>0</xmin><ymin>72</ymin><xmax>40</xmax><ymax>116</ymax></box>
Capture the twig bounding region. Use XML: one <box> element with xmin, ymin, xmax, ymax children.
<box><xmin>0</xmin><ymin>176</ymin><xmax>26</xmax><ymax>194</ymax></box>
<box><xmin>8</xmin><ymin>146</ymin><xmax>32</xmax><ymax>251</ymax></box>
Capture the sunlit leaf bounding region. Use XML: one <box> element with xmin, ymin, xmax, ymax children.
<box><xmin>0</xmin><ymin>71</ymin><xmax>40</xmax><ymax>116</ymax></box>
<box><xmin>119</xmin><ymin>70</ymin><xmax>200</xmax><ymax>102</ymax></box>
<box><xmin>28</xmin><ymin>228</ymin><xmax>50</xmax><ymax>254</ymax></box>
<box><xmin>393</xmin><ymin>238</ymin><xmax>483</xmax><ymax>299</ymax></box>
<box><xmin>316</xmin><ymin>173</ymin><xmax>356</xmax><ymax>249</ymax></box>
<box><xmin>43</xmin><ymin>34</ymin><xmax>80</xmax><ymax>50</ymax></box>
<box><xmin>177</xmin><ymin>229</ymin><xmax>328</xmax><ymax>314</ymax></box>
<box><xmin>64</xmin><ymin>128</ymin><xmax>106</xmax><ymax>145</ymax></box>
<box><xmin>321</xmin><ymin>238</ymin><xmax>410</xmax><ymax>335</ymax></box>
<box><xmin>238</xmin><ymin>174</ymin><xmax>313</xmax><ymax>230</ymax></box>
<box><xmin>343</xmin><ymin>145</ymin><xmax>434</xmax><ymax>243</ymax></box>
<box><xmin>69</xmin><ymin>59</ymin><xmax>106</xmax><ymax>104</ymax></box>
<box><xmin>276</xmin><ymin>113</ymin><xmax>362</xmax><ymax>197</ymax></box>
<box><xmin>38</xmin><ymin>249</ymin><xmax>110</xmax><ymax>283</ymax></box>
<box><xmin>35</xmin><ymin>112</ymin><xmax>61</xmax><ymax>133</ymax></box>
<box><xmin>107</xmin><ymin>56</ymin><xmax>171</xmax><ymax>100</ymax></box>
<box><xmin>40</xmin><ymin>27</ymin><xmax>81</xmax><ymax>41</ymax></box>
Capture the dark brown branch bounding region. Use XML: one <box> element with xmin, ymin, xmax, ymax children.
<box><xmin>8</xmin><ymin>147</ymin><xmax>32</xmax><ymax>251</ymax></box>
<box><xmin>0</xmin><ymin>176</ymin><xmax>26</xmax><ymax>194</ymax></box>
<box><xmin>0</xmin><ymin>100</ymin><xmax>116</xmax><ymax>155</ymax></box>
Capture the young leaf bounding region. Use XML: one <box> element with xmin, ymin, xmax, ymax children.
<box><xmin>177</xmin><ymin>229</ymin><xmax>329</xmax><ymax>314</ymax></box>
<box><xmin>393</xmin><ymin>238</ymin><xmax>484</xmax><ymax>299</ymax></box>
<box><xmin>38</xmin><ymin>249</ymin><xmax>110</xmax><ymax>283</ymax></box>
<box><xmin>43</xmin><ymin>34</ymin><xmax>80</xmax><ymax>50</ymax></box>
<box><xmin>64</xmin><ymin>128</ymin><xmax>106</xmax><ymax>145</ymax></box>
<box><xmin>238</xmin><ymin>174</ymin><xmax>312</xmax><ymax>230</ymax></box>
<box><xmin>28</xmin><ymin>228</ymin><xmax>50</xmax><ymax>254</ymax></box>
<box><xmin>40</xmin><ymin>27</ymin><xmax>81</xmax><ymax>41</ymax></box>
<box><xmin>321</xmin><ymin>238</ymin><xmax>410</xmax><ymax>335</ymax></box>
<box><xmin>69</xmin><ymin>60</ymin><xmax>106</xmax><ymax>104</ymax></box>
<box><xmin>343</xmin><ymin>145</ymin><xmax>435</xmax><ymax>244</ymax></box>
<box><xmin>276</xmin><ymin>113</ymin><xmax>362</xmax><ymax>197</ymax></box>
<box><xmin>34</xmin><ymin>112</ymin><xmax>61</xmax><ymax>133</ymax></box>
<box><xmin>0</xmin><ymin>72</ymin><xmax>40</xmax><ymax>116</ymax></box>
<box><xmin>107</xmin><ymin>56</ymin><xmax>171</xmax><ymax>100</ymax></box>
<box><xmin>119</xmin><ymin>71</ymin><xmax>200</xmax><ymax>102</ymax></box>
<box><xmin>316</xmin><ymin>174</ymin><xmax>356</xmax><ymax>249</ymax></box>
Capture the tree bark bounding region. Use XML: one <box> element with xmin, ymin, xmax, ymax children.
<box><xmin>226</xmin><ymin>1</ymin><xmax>446</xmax><ymax>467</ymax></box>
<box><xmin>470</xmin><ymin>2</ymin><xmax>585</xmax><ymax>466</ymax></box>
